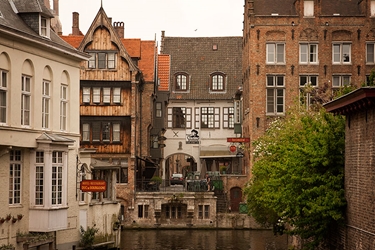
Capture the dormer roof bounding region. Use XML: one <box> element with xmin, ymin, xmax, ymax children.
<box><xmin>12</xmin><ymin>0</ymin><xmax>54</xmax><ymax>17</ymax></box>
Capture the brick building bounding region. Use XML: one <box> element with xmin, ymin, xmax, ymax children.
<box><xmin>242</xmin><ymin>0</ymin><xmax>375</xmax><ymax>170</ymax></box>
<box><xmin>325</xmin><ymin>87</ymin><xmax>375</xmax><ymax>249</ymax></box>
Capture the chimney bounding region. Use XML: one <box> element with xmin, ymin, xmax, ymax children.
<box><xmin>53</xmin><ymin>0</ymin><xmax>59</xmax><ymax>16</ymax></box>
<box><xmin>72</xmin><ymin>12</ymin><xmax>80</xmax><ymax>35</ymax></box>
<box><xmin>114</xmin><ymin>22</ymin><xmax>125</xmax><ymax>38</ymax></box>
<box><xmin>43</xmin><ymin>0</ymin><xmax>50</xmax><ymax>9</ymax></box>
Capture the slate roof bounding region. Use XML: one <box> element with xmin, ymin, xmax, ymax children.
<box><xmin>161</xmin><ymin>36</ymin><xmax>242</xmax><ymax>100</ymax></box>
<box><xmin>321</xmin><ymin>0</ymin><xmax>364</xmax><ymax>16</ymax></box>
<box><xmin>0</xmin><ymin>0</ymin><xmax>87</xmax><ymax>59</ymax></box>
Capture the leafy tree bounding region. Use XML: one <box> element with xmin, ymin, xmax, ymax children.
<box><xmin>244</xmin><ymin>108</ymin><xmax>346</xmax><ymax>249</ymax></box>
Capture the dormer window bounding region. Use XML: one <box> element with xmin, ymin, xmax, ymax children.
<box><xmin>40</xmin><ymin>16</ymin><xmax>50</xmax><ymax>38</ymax></box>
<box><xmin>210</xmin><ymin>72</ymin><xmax>226</xmax><ymax>91</ymax></box>
<box><xmin>174</xmin><ymin>73</ymin><xmax>189</xmax><ymax>91</ymax></box>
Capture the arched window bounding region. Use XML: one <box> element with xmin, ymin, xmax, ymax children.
<box><xmin>210</xmin><ymin>73</ymin><xmax>226</xmax><ymax>91</ymax></box>
<box><xmin>174</xmin><ymin>73</ymin><xmax>189</xmax><ymax>91</ymax></box>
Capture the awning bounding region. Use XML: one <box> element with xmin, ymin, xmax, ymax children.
<box><xmin>91</xmin><ymin>159</ymin><xmax>126</xmax><ymax>169</ymax></box>
<box><xmin>199</xmin><ymin>146</ymin><xmax>237</xmax><ymax>158</ymax></box>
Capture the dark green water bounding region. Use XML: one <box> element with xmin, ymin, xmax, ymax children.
<box><xmin>121</xmin><ymin>229</ymin><xmax>289</xmax><ymax>250</ymax></box>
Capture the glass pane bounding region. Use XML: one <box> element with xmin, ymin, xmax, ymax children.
<box><xmin>267</xmin><ymin>44</ymin><xmax>275</xmax><ymax>63</ymax></box>
<box><xmin>367</xmin><ymin>44</ymin><xmax>375</xmax><ymax>63</ymax></box>
<box><xmin>343</xmin><ymin>44</ymin><xmax>350</xmax><ymax>62</ymax></box>
<box><xmin>266</xmin><ymin>89</ymin><xmax>274</xmax><ymax>113</ymax></box>
<box><xmin>300</xmin><ymin>44</ymin><xmax>307</xmax><ymax>63</ymax></box>
<box><xmin>276</xmin><ymin>44</ymin><xmax>284</xmax><ymax>63</ymax></box>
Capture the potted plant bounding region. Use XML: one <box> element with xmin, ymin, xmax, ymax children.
<box><xmin>0</xmin><ymin>218</ymin><xmax>5</xmax><ymax>224</ymax></box>
<box><xmin>11</xmin><ymin>217</ymin><xmax>17</xmax><ymax>223</ymax></box>
<box><xmin>5</xmin><ymin>214</ymin><xmax>11</xmax><ymax>222</ymax></box>
<box><xmin>17</xmin><ymin>214</ymin><xmax>23</xmax><ymax>220</ymax></box>
<box><xmin>149</xmin><ymin>176</ymin><xmax>162</xmax><ymax>191</ymax></box>
<box><xmin>220</xmin><ymin>165</ymin><xmax>227</xmax><ymax>174</ymax></box>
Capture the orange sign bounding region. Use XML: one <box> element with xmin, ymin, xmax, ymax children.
<box><xmin>80</xmin><ymin>180</ymin><xmax>107</xmax><ymax>192</ymax></box>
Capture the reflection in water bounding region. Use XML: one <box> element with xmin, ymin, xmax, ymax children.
<box><xmin>121</xmin><ymin>229</ymin><xmax>289</xmax><ymax>250</ymax></box>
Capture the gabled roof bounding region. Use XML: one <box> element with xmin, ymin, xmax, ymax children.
<box><xmin>0</xmin><ymin>0</ymin><xmax>88</xmax><ymax>60</ymax></box>
<box><xmin>161</xmin><ymin>36</ymin><xmax>242</xmax><ymax>100</ymax></box>
<box><xmin>77</xmin><ymin>7</ymin><xmax>138</xmax><ymax>72</ymax></box>
<box><xmin>60</xmin><ymin>35</ymin><xmax>156</xmax><ymax>82</ymax></box>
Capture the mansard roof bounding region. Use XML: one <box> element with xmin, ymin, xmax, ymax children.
<box><xmin>0</xmin><ymin>0</ymin><xmax>87</xmax><ymax>60</ymax></box>
<box><xmin>160</xmin><ymin>36</ymin><xmax>242</xmax><ymax>100</ymax></box>
<box><xmin>12</xmin><ymin>0</ymin><xmax>53</xmax><ymax>17</ymax></box>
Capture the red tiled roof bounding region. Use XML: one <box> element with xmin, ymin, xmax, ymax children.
<box><xmin>121</xmin><ymin>38</ymin><xmax>141</xmax><ymax>58</ymax></box>
<box><xmin>157</xmin><ymin>54</ymin><xmax>170</xmax><ymax>92</ymax></box>
<box><xmin>60</xmin><ymin>35</ymin><xmax>84</xmax><ymax>49</ymax></box>
<box><xmin>138</xmin><ymin>40</ymin><xmax>156</xmax><ymax>82</ymax></box>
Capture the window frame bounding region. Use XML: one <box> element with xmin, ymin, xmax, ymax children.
<box><xmin>266</xmin><ymin>75</ymin><xmax>285</xmax><ymax>115</ymax></box>
<box><xmin>223</xmin><ymin>107</ymin><xmax>234</xmax><ymax>129</ymax></box>
<box><xmin>366</xmin><ymin>43</ymin><xmax>375</xmax><ymax>64</ymax></box>
<box><xmin>42</xmin><ymin>80</ymin><xmax>50</xmax><ymax>129</ymax></box>
<box><xmin>9</xmin><ymin>150</ymin><xmax>22</xmax><ymax>205</ymax></box>
<box><xmin>332</xmin><ymin>75</ymin><xmax>351</xmax><ymax>88</ymax></box>
<box><xmin>35</xmin><ymin>151</ymin><xmax>44</xmax><ymax>206</ymax></box>
<box><xmin>210</xmin><ymin>73</ymin><xmax>226</xmax><ymax>91</ymax></box>
<box><xmin>167</xmin><ymin>107</ymin><xmax>192</xmax><ymax>129</ymax></box>
<box><xmin>299</xmin><ymin>75</ymin><xmax>318</xmax><ymax>110</ymax></box>
<box><xmin>299</xmin><ymin>43</ymin><xmax>318</xmax><ymax>64</ymax></box>
<box><xmin>266</xmin><ymin>43</ymin><xmax>285</xmax><ymax>64</ymax></box>
<box><xmin>60</xmin><ymin>84</ymin><xmax>68</xmax><ymax>131</ymax></box>
<box><xmin>174</xmin><ymin>73</ymin><xmax>189</xmax><ymax>91</ymax></box>
<box><xmin>304</xmin><ymin>0</ymin><xmax>314</xmax><ymax>17</ymax></box>
<box><xmin>200</xmin><ymin>107</ymin><xmax>220</xmax><ymax>129</ymax></box>
<box><xmin>0</xmin><ymin>69</ymin><xmax>8</xmax><ymax>124</ymax></box>
<box><xmin>82</xmin><ymin>120</ymin><xmax>122</xmax><ymax>144</ymax></box>
<box><xmin>51</xmin><ymin>151</ymin><xmax>63</xmax><ymax>206</ymax></box>
<box><xmin>332</xmin><ymin>43</ymin><xmax>351</xmax><ymax>64</ymax></box>
<box><xmin>156</xmin><ymin>102</ymin><xmax>162</xmax><ymax>118</ymax></box>
<box><xmin>21</xmin><ymin>75</ymin><xmax>31</xmax><ymax>126</ymax></box>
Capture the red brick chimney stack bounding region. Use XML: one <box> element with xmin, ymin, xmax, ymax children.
<box><xmin>72</xmin><ymin>12</ymin><xmax>80</xmax><ymax>35</ymax></box>
<box><xmin>114</xmin><ymin>22</ymin><xmax>125</xmax><ymax>38</ymax></box>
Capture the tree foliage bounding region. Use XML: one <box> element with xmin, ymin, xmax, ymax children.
<box><xmin>244</xmin><ymin>108</ymin><xmax>346</xmax><ymax>249</ymax></box>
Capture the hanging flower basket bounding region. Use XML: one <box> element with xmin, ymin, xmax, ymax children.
<box><xmin>11</xmin><ymin>217</ymin><xmax>17</xmax><ymax>223</ymax></box>
<box><xmin>0</xmin><ymin>218</ymin><xmax>5</xmax><ymax>224</ymax></box>
<box><xmin>17</xmin><ymin>214</ymin><xmax>23</xmax><ymax>220</ymax></box>
<box><xmin>5</xmin><ymin>214</ymin><xmax>11</xmax><ymax>222</ymax></box>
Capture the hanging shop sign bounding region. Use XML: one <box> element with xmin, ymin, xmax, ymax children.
<box><xmin>80</xmin><ymin>180</ymin><xmax>107</xmax><ymax>192</ymax></box>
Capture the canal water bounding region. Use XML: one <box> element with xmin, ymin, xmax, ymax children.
<box><xmin>121</xmin><ymin>229</ymin><xmax>289</xmax><ymax>250</ymax></box>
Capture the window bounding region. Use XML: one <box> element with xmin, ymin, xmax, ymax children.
<box><xmin>304</xmin><ymin>1</ymin><xmax>314</xmax><ymax>16</ymax></box>
<box><xmin>332</xmin><ymin>75</ymin><xmax>350</xmax><ymax>88</ymax></box>
<box><xmin>138</xmin><ymin>205</ymin><xmax>149</xmax><ymax>218</ymax></box>
<box><xmin>92</xmin><ymin>169</ymin><xmax>112</xmax><ymax>200</ymax></box>
<box><xmin>366</xmin><ymin>43</ymin><xmax>375</xmax><ymax>64</ymax></box>
<box><xmin>21</xmin><ymin>75</ymin><xmax>31</xmax><ymax>126</ymax></box>
<box><xmin>9</xmin><ymin>150</ymin><xmax>22</xmax><ymax>205</ymax></box>
<box><xmin>333</xmin><ymin>43</ymin><xmax>351</xmax><ymax>64</ymax></box>
<box><xmin>35</xmin><ymin>152</ymin><xmax>44</xmax><ymax>205</ymax></box>
<box><xmin>175</xmin><ymin>73</ymin><xmax>189</xmax><ymax>91</ymax></box>
<box><xmin>266</xmin><ymin>43</ymin><xmax>285</xmax><ymax>64</ymax></box>
<box><xmin>198</xmin><ymin>205</ymin><xmax>210</xmax><ymax>219</ymax></box>
<box><xmin>266</xmin><ymin>75</ymin><xmax>285</xmax><ymax>115</ymax></box>
<box><xmin>113</xmin><ymin>88</ymin><xmax>121</xmax><ymax>103</ymax></box>
<box><xmin>42</xmin><ymin>81</ymin><xmax>50</xmax><ymax>129</ymax></box>
<box><xmin>0</xmin><ymin>70</ymin><xmax>7</xmax><ymax>123</ymax></box>
<box><xmin>300</xmin><ymin>43</ymin><xmax>318</xmax><ymax>64</ymax></box>
<box><xmin>223</xmin><ymin>107</ymin><xmax>234</xmax><ymax>128</ymax></box>
<box><xmin>52</xmin><ymin>151</ymin><xmax>63</xmax><ymax>205</ymax></box>
<box><xmin>201</xmin><ymin>107</ymin><xmax>220</xmax><ymax>128</ymax></box>
<box><xmin>371</xmin><ymin>1</ymin><xmax>375</xmax><ymax>16</ymax></box>
<box><xmin>299</xmin><ymin>75</ymin><xmax>318</xmax><ymax>110</ymax></box>
<box><xmin>82</xmin><ymin>87</ymin><xmax>90</xmax><ymax>103</ymax></box>
<box><xmin>211</xmin><ymin>73</ymin><xmax>225</xmax><ymax>91</ymax></box>
<box><xmin>85</xmin><ymin>121</ymin><xmax>121</xmax><ymax>143</ymax></box>
<box><xmin>116</xmin><ymin>162</ymin><xmax>128</xmax><ymax>184</ymax></box>
<box><xmin>151</xmin><ymin>135</ymin><xmax>159</xmax><ymax>149</ymax></box>
<box><xmin>167</xmin><ymin>107</ymin><xmax>192</xmax><ymax>128</ymax></box>
<box><xmin>84</xmin><ymin>87</ymin><xmax>121</xmax><ymax>104</ymax></box>
<box><xmin>156</xmin><ymin>102</ymin><xmax>162</xmax><ymax>118</ymax></box>
<box><xmin>82</xmin><ymin>123</ymin><xmax>90</xmax><ymax>141</ymax></box>
<box><xmin>234</xmin><ymin>100</ymin><xmax>242</xmax><ymax>124</ymax></box>
<box><xmin>165</xmin><ymin>205</ymin><xmax>182</xmax><ymax>219</ymax></box>
<box><xmin>88</xmin><ymin>53</ymin><xmax>96</xmax><ymax>69</ymax></box>
<box><xmin>60</xmin><ymin>84</ymin><xmax>68</xmax><ymax>131</ymax></box>
<box><xmin>40</xmin><ymin>16</ymin><xmax>48</xmax><ymax>37</ymax></box>
<box><xmin>87</xmin><ymin>52</ymin><xmax>116</xmax><ymax>69</ymax></box>
<box><xmin>103</xmin><ymin>88</ymin><xmax>111</xmax><ymax>103</ymax></box>
<box><xmin>93</xmin><ymin>87</ymin><xmax>100</xmax><ymax>103</ymax></box>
